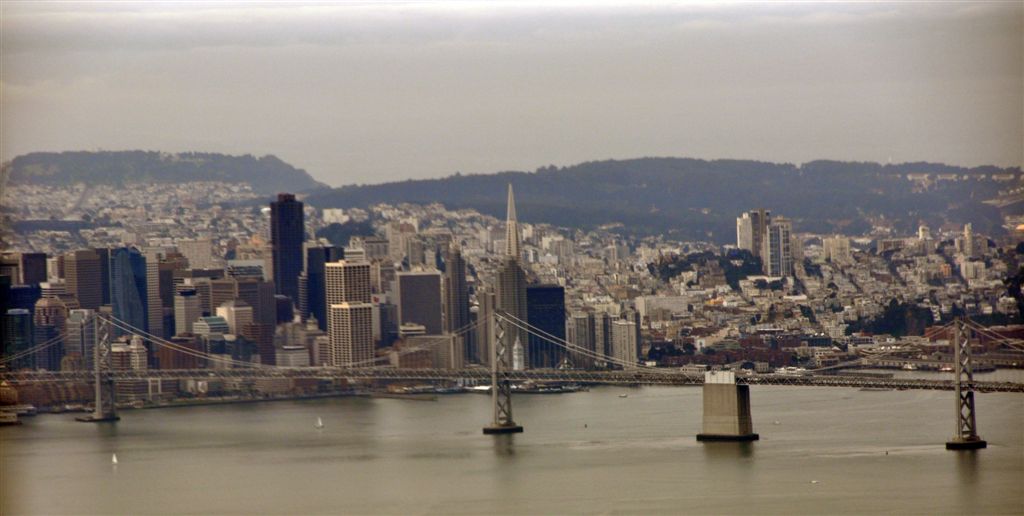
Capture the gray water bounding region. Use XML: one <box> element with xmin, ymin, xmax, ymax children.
<box><xmin>2</xmin><ymin>385</ymin><xmax>1022</xmax><ymax>515</ymax></box>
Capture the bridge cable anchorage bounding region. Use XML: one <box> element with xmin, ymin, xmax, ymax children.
<box><xmin>946</xmin><ymin>318</ymin><xmax>987</xmax><ymax>450</ymax></box>
<box><xmin>483</xmin><ymin>311</ymin><xmax>523</xmax><ymax>434</ymax></box>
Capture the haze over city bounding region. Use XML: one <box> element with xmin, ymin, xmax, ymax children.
<box><xmin>2</xmin><ymin>1</ymin><xmax>1022</xmax><ymax>185</ymax></box>
<box><xmin>2</xmin><ymin>2</ymin><xmax>1024</xmax><ymax>515</ymax></box>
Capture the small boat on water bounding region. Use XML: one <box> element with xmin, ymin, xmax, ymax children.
<box><xmin>314</xmin><ymin>417</ymin><xmax>324</xmax><ymax>429</ymax></box>
<box><xmin>619</xmin><ymin>394</ymin><xmax>628</xmax><ymax>398</ymax></box>
<box><xmin>901</xmin><ymin>363</ymin><xmax>917</xmax><ymax>371</ymax></box>
<box><xmin>111</xmin><ymin>453</ymin><xmax>118</xmax><ymax>465</ymax></box>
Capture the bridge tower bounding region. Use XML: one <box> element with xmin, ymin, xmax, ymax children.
<box><xmin>697</xmin><ymin>370</ymin><xmax>758</xmax><ymax>441</ymax></box>
<box><xmin>483</xmin><ymin>313</ymin><xmax>523</xmax><ymax>434</ymax></box>
<box><xmin>946</xmin><ymin>318</ymin><xmax>985</xmax><ymax>450</ymax></box>
<box><xmin>76</xmin><ymin>314</ymin><xmax>119</xmax><ymax>423</ymax></box>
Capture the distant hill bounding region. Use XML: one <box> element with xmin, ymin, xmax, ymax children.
<box><xmin>3</xmin><ymin>151</ymin><xmax>326</xmax><ymax>194</ymax></box>
<box><xmin>306</xmin><ymin>158</ymin><xmax>1021</xmax><ymax>242</ymax></box>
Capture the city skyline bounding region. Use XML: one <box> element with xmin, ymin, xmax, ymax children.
<box><xmin>2</xmin><ymin>2</ymin><xmax>1023</xmax><ymax>514</ymax></box>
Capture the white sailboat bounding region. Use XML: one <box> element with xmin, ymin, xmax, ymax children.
<box><xmin>314</xmin><ymin>417</ymin><xmax>324</xmax><ymax>429</ymax></box>
<box><xmin>111</xmin><ymin>453</ymin><xmax>118</xmax><ymax>465</ymax></box>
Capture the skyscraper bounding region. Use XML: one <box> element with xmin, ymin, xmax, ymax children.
<box><xmin>3</xmin><ymin>308</ymin><xmax>34</xmax><ymax>370</ymax></box>
<box><xmin>611</xmin><ymin>319</ymin><xmax>639</xmax><ymax>369</ymax></box>
<box><xmin>326</xmin><ymin>260</ymin><xmax>373</xmax><ymax>366</ymax></box>
<box><xmin>174</xmin><ymin>289</ymin><xmax>201</xmax><ymax>335</ymax></box>
<box><xmin>270</xmin><ymin>193</ymin><xmax>305</xmax><ymax>305</ymax></box>
<box><xmin>444</xmin><ymin>244</ymin><xmax>471</xmax><ymax>361</ymax></box>
<box><xmin>743</xmin><ymin>208</ymin><xmax>771</xmax><ymax>258</ymax></box>
<box><xmin>302</xmin><ymin>244</ymin><xmax>343</xmax><ymax>330</ymax></box>
<box><xmin>397</xmin><ymin>270</ymin><xmax>443</xmax><ymax>335</ymax></box>
<box><xmin>495</xmin><ymin>184</ymin><xmax>529</xmax><ymax>367</ymax></box>
<box><xmin>736</xmin><ymin>213</ymin><xmax>753</xmax><ymax>252</ymax></box>
<box><xmin>110</xmin><ymin>247</ymin><xmax>148</xmax><ymax>335</ymax></box>
<box><xmin>67</xmin><ymin>309</ymin><xmax>98</xmax><ymax>370</ymax></box>
<box><xmin>763</xmin><ymin>217</ymin><xmax>793</xmax><ymax>277</ymax></box>
<box><xmin>526</xmin><ymin>284</ymin><xmax>565</xmax><ymax>369</ymax></box>
<box><xmin>65</xmin><ymin>249</ymin><xmax>103</xmax><ymax>310</ymax></box>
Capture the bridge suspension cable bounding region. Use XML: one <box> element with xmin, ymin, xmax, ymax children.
<box><xmin>0</xmin><ymin>331</ymin><xmax>71</xmax><ymax>365</ymax></box>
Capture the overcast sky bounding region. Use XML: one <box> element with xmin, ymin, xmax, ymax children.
<box><xmin>2</xmin><ymin>1</ymin><xmax>1021</xmax><ymax>186</ymax></box>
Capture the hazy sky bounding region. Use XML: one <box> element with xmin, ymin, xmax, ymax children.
<box><xmin>2</xmin><ymin>1</ymin><xmax>1021</xmax><ymax>187</ymax></box>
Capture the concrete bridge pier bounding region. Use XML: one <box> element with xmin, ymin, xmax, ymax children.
<box><xmin>696</xmin><ymin>371</ymin><xmax>758</xmax><ymax>442</ymax></box>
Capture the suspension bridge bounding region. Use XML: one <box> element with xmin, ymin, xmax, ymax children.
<box><xmin>2</xmin><ymin>311</ymin><xmax>1021</xmax><ymax>450</ymax></box>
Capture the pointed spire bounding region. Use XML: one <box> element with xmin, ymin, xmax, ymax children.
<box><xmin>504</xmin><ymin>183</ymin><xmax>521</xmax><ymax>259</ymax></box>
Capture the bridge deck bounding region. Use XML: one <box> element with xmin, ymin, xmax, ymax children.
<box><xmin>2</xmin><ymin>368</ymin><xmax>1022</xmax><ymax>392</ymax></box>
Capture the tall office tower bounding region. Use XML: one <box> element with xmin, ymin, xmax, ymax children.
<box><xmin>65</xmin><ymin>249</ymin><xmax>103</xmax><ymax>310</ymax></box>
<box><xmin>110</xmin><ymin>247</ymin><xmax>148</xmax><ymax>336</ymax></box>
<box><xmin>963</xmin><ymin>223</ymin><xmax>975</xmax><ymax>257</ymax></box>
<box><xmin>3</xmin><ymin>309</ymin><xmax>34</xmax><ymax>370</ymax></box>
<box><xmin>66</xmin><ymin>309</ymin><xmax>97</xmax><ymax>370</ymax></box>
<box><xmin>745</xmin><ymin>208</ymin><xmax>771</xmax><ymax>258</ymax></box>
<box><xmin>325</xmin><ymin>259</ymin><xmax>373</xmax><ymax>366</ymax></box>
<box><xmin>145</xmin><ymin>252</ymin><xmax>161</xmax><ymax>339</ymax></box>
<box><xmin>325</xmin><ymin>261</ymin><xmax>371</xmax><ymax>304</ymax></box>
<box><xmin>763</xmin><ymin>217</ymin><xmax>794</xmax><ymax>277</ymax></box>
<box><xmin>568</xmin><ymin>311</ymin><xmax>596</xmax><ymax>369</ymax></box>
<box><xmin>526</xmin><ymin>284</ymin><xmax>565</xmax><ymax>369</ymax></box>
<box><xmin>736</xmin><ymin>213</ymin><xmax>754</xmax><ymax>252</ymax></box>
<box><xmin>611</xmin><ymin>319</ymin><xmax>639</xmax><ymax>369</ymax></box>
<box><xmin>270</xmin><ymin>193</ymin><xmax>305</xmax><ymax>304</ymax></box>
<box><xmin>217</xmin><ymin>299</ymin><xmax>254</xmax><ymax>335</ymax></box>
<box><xmin>174</xmin><ymin>289</ymin><xmax>201</xmax><ymax>335</ymax></box>
<box><xmin>397</xmin><ymin>271</ymin><xmax>443</xmax><ymax>334</ymax></box>
<box><xmin>94</xmin><ymin>248</ymin><xmax>111</xmax><ymax>305</ymax></box>
<box><xmin>178</xmin><ymin>238</ymin><xmax>216</xmax><ymax>270</ymax></box>
<box><xmin>33</xmin><ymin>297</ymin><xmax>69</xmax><ymax>370</ymax></box>
<box><xmin>275</xmin><ymin>295</ymin><xmax>293</xmax><ymax>324</ymax></box>
<box><xmin>495</xmin><ymin>184</ymin><xmax>529</xmax><ymax>366</ymax></box>
<box><xmin>594</xmin><ymin>311</ymin><xmax>613</xmax><ymax>360</ymax></box>
<box><xmin>0</xmin><ymin>252</ymin><xmax>48</xmax><ymax>285</ymax></box>
<box><xmin>303</xmin><ymin>245</ymin><xmax>344</xmax><ymax>330</ymax></box>
<box><xmin>444</xmin><ymin>244</ymin><xmax>471</xmax><ymax>360</ymax></box>
<box><xmin>326</xmin><ymin>303</ymin><xmax>373</xmax><ymax>366</ymax></box>
<box><xmin>474</xmin><ymin>285</ymin><xmax>496</xmax><ymax>366</ymax></box>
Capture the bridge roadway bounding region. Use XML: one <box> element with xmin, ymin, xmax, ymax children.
<box><xmin>3</xmin><ymin>367</ymin><xmax>1023</xmax><ymax>393</ymax></box>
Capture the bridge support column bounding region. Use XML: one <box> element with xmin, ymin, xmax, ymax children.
<box><xmin>946</xmin><ymin>319</ymin><xmax>985</xmax><ymax>450</ymax></box>
<box><xmin>77</xmin><ymin>314</ymin><xmax>119</xmax><ymax>423</ymax></box>
<box><xmin>483</xmin><ymin>314</ymin><xmax>522</xmax><ymax>434</ymax></box>
<box><xmin>697</xmin><ymin>371</ymin><xmax>758</xmax><ymax>442</ymax></box>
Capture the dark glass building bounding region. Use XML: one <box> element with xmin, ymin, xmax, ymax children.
<box><xmin>110</xmin><ymin>247</ymin><xmax>149</xmax><ymax>335</ymax></box>
<box><xmin>270</xmin><ymin>193</ymin><xmax>305</xmax><ymax>305</ymax></box>
<box><xmin>397</xmin><ymin>271</ymin><xmax>444</xmax><ymax>335</ymax></box>
<box><xmin>303</xmin><ymin>245</ymin><xmax>343</xmax><ymax>331</ymax></box>
<box><xmin>526</xmin><ymin>284</ymin><xmax>566</xmax><ymax>369</ymax></box>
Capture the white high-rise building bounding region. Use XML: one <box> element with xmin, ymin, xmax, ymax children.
<box><xmin>174</xmin><ymin>289</ymin><xmax>201</xmax><ymax>335</ymax></box>
<box><xmin>763</xmin><ymin>218</ymin><xmax>793</xmax><ymax>277</ymax></box>
<box><xmin>327</xmin><ymin>303</ymin><xmax>373</xmax><ymax>366</ymax></box>
<box><xmin>611</xmin><ymin>319</ymin><xmax>638</xmax><ymax>369</ymax></box>
<box><xmin>736</xmin><ymin>213</ymin><xmax>754</xmax><ymax>251</ymax></box>
<box><xmin>326</xmin><ymin>260</ymin><xmax>374</xmax><ymax>366</ymax></box>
